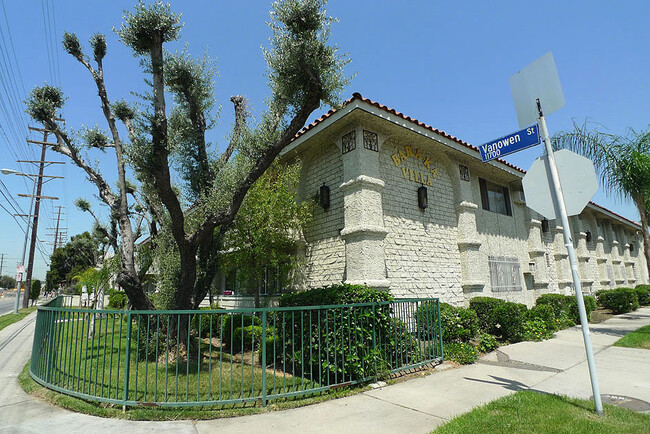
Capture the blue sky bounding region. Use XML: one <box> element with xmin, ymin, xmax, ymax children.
<box><xmin>1</xmin><ymin>0</ymin><xmax>649</xmax><ymax>280</ymax></box>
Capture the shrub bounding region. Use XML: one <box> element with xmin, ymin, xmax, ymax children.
<box><xmin>276</xmin><ymin>284</ymin><xmax>417</xmax><ymax>383</ymax></box>
<box><xmin>477</xmin><ymin>333</ymin><xmax>499</xmax><ymax>353</ymax></box>
<box><xmin>527</xmin><ymin>304</ymin><xmax>557</xmax><ymax>330</ymax></box>
<box><xmin>434</xmin><ymin>303</ymin><xmax>479</xmax><ymax>343</ymax></box>
<box><xmin>596</xmin><ymin>288</ymin><xmax>640</xmax><ymax>314</ymax></box>
<box><xmin>469</xmin><ymin>297</ymin><xmax>505</xmax><ymax>333</ymax></box>
<box><xmin>521</xmin><ymin>319</ymin><xmax>554</xmax><ymax>341</ymax></box>
<box><xmin>493</xmin><ymin>302</ymin><xmax>527</xmax><ymax>342</ymax></box>
<box><xmin>233</xmin><ymin>325</ymin><xmax>264</xmax><ymax>351</ymax></box>
<box><xmin>259</xmin><ymin>334</ymin><xmax>281</xmax><ymax>366</ymax></box>
<box><xmin>536</xmin><ymin>293</ymin><xmax>596</xmax><ymax>324</ymax></box>
<box><xmin>279</xmin><ymin>283</ymin><xmax>393</xmax><ymax>306</ymax></box>
<box><xmin>469</xmin><ymin>297</ymin><xmax>527</xmax><ymax>342</ymax></box>
<box><xmin>108</xmin><ymin>289</ymin><xmax>127</xmax><ymax>309</ymax></box>
<box><xmin>634</xmin><ymin>285</ymin><xmax>650</xmax><ymax>306</ymax></box>
<box><xmin>535</xmin><ymin>294</ymin><xmax>572</xmax><ymax>320</ymax></box>
<box><xmin>221</xmin><ymin>314</ymin><xmax>261</xmax><ymax>349</ymax></box>
<box><xmin>444</xmin><ymin>342</ymin><xmax>479</xmax><ymax>365</ymax></box>
<box><xmin>190</xmin><ymin>305</ymin><xmax>220</xmax><ymax>338</ymax></box>
<box><xmin>569</xmin><ymin>295</ymin><xmax>597</xmax><ymax>323</ymax></box>
<box><xmin>556</xmin><ymin>315</ymin><xmax>576</xmax><ymax>330</ymax></box>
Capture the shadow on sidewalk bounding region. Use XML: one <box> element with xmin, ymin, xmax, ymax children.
<box><xmin>462</xmin><ymin>375</ymin><xmax>529</xmax><ymax>392</ymax></box>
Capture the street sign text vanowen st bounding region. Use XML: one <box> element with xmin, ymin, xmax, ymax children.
<box><xmin>479</xmin><ymin>124</ymin><xmax>540</xmax><ymax>162</ymax></box>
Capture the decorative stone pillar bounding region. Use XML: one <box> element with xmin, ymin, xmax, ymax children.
<box><xmin>526</xmin><ymin>219</ymin><xmax>548</xmax><ymax>288</ymax></box>
<box><xmin>456</xmin><ymin>201</ymin><xmax>485</xmax><ymax>292</ymax></box>
<box><xmin>595</xmin><ymin>234</ymin><xmax>609</xmax><ymax>288</ymax></box>
<box><xmin>574</xmin><ymin>219</ymin><xmax>593</xmax><ymax>287</ymax></box>
<box><xmin>339</xmin><ymin>127</ymin><xmax>390</xmax><ymax>289</ymax></box>
<box><xmin>553</xmin><ymin>224</ymin><xmax>572</xmax><ymax>292</ymax></box>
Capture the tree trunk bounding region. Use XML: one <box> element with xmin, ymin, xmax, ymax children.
<box><xmin>118</xmin><ymin>271</ymin><xmax>155</xmax><ymax>310</ymax></box>
<box><xmin>636</xmin><ymin>202</ymin><xmax>650</xmax><ymax>279</ymax></box>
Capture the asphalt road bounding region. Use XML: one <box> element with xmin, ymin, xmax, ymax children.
<box><xmin>0</xmin><ymin>296</ymin><xmax>19</xmax><ymax>316</ymax></box>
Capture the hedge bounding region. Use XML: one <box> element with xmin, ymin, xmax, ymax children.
<box><xmin>469</xmin><ymin>297</ymin><xmax>527</xmax><ymax>342</ymax></box>
<box><xmin>596</xmin><ymin>288</ymin><xmax>639</xmax><ymax>314</ymax></box>
<box><xmin>535</xmin><ymin>293</ymin><xmax>596</xmax><ymax>323</ymax></box>
<box><xmin>634</xmin><ymin>284</ymin><xmax>650</xmax><ymax>305</ymax></box>
<box><xmin>274</xmin><ymin>284</ymin><xmax>417</xmax><ymax>382</ymax></box>
<box><xmin>433</xmin><ymin>302</ymin><xmax>479</xmax><ymax>343</ymax></box>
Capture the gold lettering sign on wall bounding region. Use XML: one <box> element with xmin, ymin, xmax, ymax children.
<box><xmin>391</xmin><ymin>145</ymin><xmax>437</xmax><ymax>186</ymax></box>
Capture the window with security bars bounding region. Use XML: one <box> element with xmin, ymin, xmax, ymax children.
<box><xmin>342</xmin><ymin>130</ymin><xmax>356</xmax><ymax>154</ymax></box>
<box><xmin>488</xmin><ymin>256</ymin><xmax>523</xmax><ymax>292</ymax></box>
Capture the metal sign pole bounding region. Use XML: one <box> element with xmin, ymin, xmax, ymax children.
<box><xmin>536</xmin><ymin>98</ymin><xmax>603</xmax><ymax>415</ymax></box>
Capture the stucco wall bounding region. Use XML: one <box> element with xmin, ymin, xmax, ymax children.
<box><xmin>291</xmin><ymin>111</ymin><xmax>648</xmax><ymax>307</ymax></box>
<box><xmin>380</xmin><ymin>138</ymin><xmax>463</xmax><ymax>304</ymax></box>
<box><xmin>299</xmin><ymin>140</ymin><xmax>346</xmax><ymax>287</ymax></box>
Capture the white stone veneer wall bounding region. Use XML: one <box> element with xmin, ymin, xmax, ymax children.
<box><xmin>380</xmin><ymin>138</ymin><xmax>463</xmax><ymax>304</ymax></box>
<box><xmin>299</xmin><ymin>141</ymin><xmax>346</xmax><ymax>287</ymax></box>
<box><xmin>293</xmin><ymin>122</ymin><xmax>648</xmax><ymax>307</ymax></box>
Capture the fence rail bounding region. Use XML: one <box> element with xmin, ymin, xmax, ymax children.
<box><xmin>30</xmin><ymin>297</ymin><xmax>442</xmax><ymax>408</ymax></box>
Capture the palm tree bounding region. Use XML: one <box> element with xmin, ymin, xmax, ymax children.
<box><xmin>553</xmin><ymin>124</ymin><xmax>650</xmax><ymax>277</ymax></box>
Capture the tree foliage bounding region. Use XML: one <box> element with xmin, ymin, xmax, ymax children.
<box><xmin>222</xmin><ymin>161</ymin><xmax>314</xmax><ymax>306</ymax></box>
<box><xmin>553</xmin><ymin>124</ymin><xmax>650</xmax><ymax>276</ymax></box>
<box><xmin>0</xmin><ymin>275</ymin><xmax>15</xmax><ymax>289</ymax></box>
<box><xmin>45</xmin><ymin>232</ymin><xmax>101</xmax><ymax>291</ymax></box>
<box><xmin>30</xmin><ymin>279</ymin><xmax>41</xmax><ymax>302</ymax></box>
<box><xmin>26</xmin><ymin>1</ymin><xmax>349</xmax><ymax>313</ymax></box>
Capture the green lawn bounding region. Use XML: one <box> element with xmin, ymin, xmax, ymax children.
<box><xmin>32</xmin><ymin>313</ymin><xmax>321</xmax><ymax>405</ymax></box>
<box><xmin>614</xmin><ymin>324</ymin><xmax>650</xmax><ymax>350</ymax></box>
<box><xmin>0</xmin><ymin>306</ymin><xmax>37</xmax><ymax>332</ymax></box>
<box><xmin>433</xmin><ymin>390</ymin><xmax>650</xmax><ymax>433</ymax></box>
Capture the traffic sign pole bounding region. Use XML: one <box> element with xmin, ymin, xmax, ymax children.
<box><xmin>537</xmin><ymin>98</ymin><xmax>603</xmax><ymax>416</ymax></box>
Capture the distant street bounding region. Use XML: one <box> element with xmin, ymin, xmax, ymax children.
<box><xmin>0</xmin><ymin>296</ymin><xmax>18</xmax><ymax>316</ymax></box>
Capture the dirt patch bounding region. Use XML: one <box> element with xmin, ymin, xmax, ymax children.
<box><xmin>590</xmin><ymin>308</ymin><xmax>614</xmax><ymax>324</ymax></box>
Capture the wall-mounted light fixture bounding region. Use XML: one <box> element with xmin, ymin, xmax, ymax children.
<box><xmin>585</xmin><ymin>231</ymin><xmax>592</xmax><ymax>242</ymax></box>
<box><xmin>418</xmin><ymin>185</ymin><xmax>428</xmax><ymax>210</ymax></box>
<box><xmin>541</xmin><ymin>218</ymin><xmax>549</xmax><ymax>233</ymax></box>
<box><xmin>319</xmin><ymin>184</ymin><xmax>330</xmax><ymax>210</ymax></box>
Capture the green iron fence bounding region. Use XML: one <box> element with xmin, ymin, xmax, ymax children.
<box><xmin>30</xmin><ymin>297</ymin><xmax>442</xmax><ymax>408</ymax></box>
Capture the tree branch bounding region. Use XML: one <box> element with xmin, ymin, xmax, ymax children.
<box><xmin>218</xmin><ymin>95</ymin><xmax>246</xmax><ymax>167</ymax></box>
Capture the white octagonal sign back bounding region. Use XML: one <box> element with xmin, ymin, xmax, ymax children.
<box><xmin>522</xmin><ymin>149</ymin><xmax>598</xmax><ymax>220</ymax></box>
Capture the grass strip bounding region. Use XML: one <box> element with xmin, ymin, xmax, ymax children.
<box><xmin>433</xmin><ymin>390</ymin><xmax>650</xmax><ymax>433</ymax></box>
<box><xmin>613</xmin><ymin>324</ymin><xmax>650</xmax><ymax>350</ymax></box>
<box><xmin>0</xmin><ymin>306</ymin><xmax>37</xmax><ymax>332</ymax></box>
<box><xmin>19</xmin><ymin>361</ymin><xmax>366</xmax><ymax>420</ymax></box>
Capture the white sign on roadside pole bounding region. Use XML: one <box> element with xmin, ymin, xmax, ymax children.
<box><xmin>523</xmin><ymin>149</ymin><xmax>599</xmax><ymax>220</ymax></box>
<box><xmin>511</xmin><ymin>52</ymin><xmax>604</xmax><ymax>416</ymax></box>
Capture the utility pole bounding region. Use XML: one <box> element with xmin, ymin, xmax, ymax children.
<box><xmin>0</xmin><ymin>253</ymin><xmax>4</xmax><ymax>276</ymax></box>
<box><xmin>47</xmin><ymin>206</ymin><xmax>66</xmax><ymax>255</ymax></box>
<box><xmin>21</xmin><ymin>126</ymin><xmax>64</xmax><ymax>308</ymax></box>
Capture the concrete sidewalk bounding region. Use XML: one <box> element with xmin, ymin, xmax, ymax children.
<box><xmin>1</xmin><ymin>308</ymin><xmax>649</xmax><ymax>434</ymax></box>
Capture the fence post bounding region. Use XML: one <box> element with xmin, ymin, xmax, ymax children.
<box><xmin>45</xmin><ymin>310</ymin><xmax>56</xmax><ymax>383</ymax></box>
<box><xmin>436</xmin><ymin>300</ymin><xmax>444</xmax><ymax>360</ymax></box>
<box><xmin>261</xmin><ymin>309</ymin><xmax>267</xmax><ymax>407</ymax></box>
<box><xmin>122</xmin><ymin>311</ymin><xmax>133</xmax><ymax>412</ymax></box>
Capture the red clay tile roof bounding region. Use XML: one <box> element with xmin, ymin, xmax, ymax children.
<box><xmin>292</xmin><ymin>92</ymin><xmax>641</xmax><ymax>229</ymax></box>
<box><xmin>586</xmin><ymin>201</ymin><xmax>640</xmax><ymax>228</ymax></box>
<box><xmin>292</xmin><ymin>92</ymin><xmax>526</xmax><ymax>173</ymax></box>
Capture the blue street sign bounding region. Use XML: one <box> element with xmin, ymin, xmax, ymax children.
<box><xmin>479</xmin><ymin>124</ymin><xmax>540</xmax><ymax>162</ymax></box>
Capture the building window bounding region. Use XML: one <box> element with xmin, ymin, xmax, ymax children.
<box><xmin>363</xmin><ymin>130</ymin><xmax>379</xmax><ymax>151</ymax></box>
<box><xmin>342</xmin><ymin>130</ymin><xmax>356</xmax><ymax>154</ymax></box>
<box><xmin>488</xmin><ymin>256</ymin><xmax>523</xmax><ymax>292</ymax></box>
<box><xmin>479</xmin><ymin>178</ymin><xmax>512</xmax><ymax>216</ymax></box>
